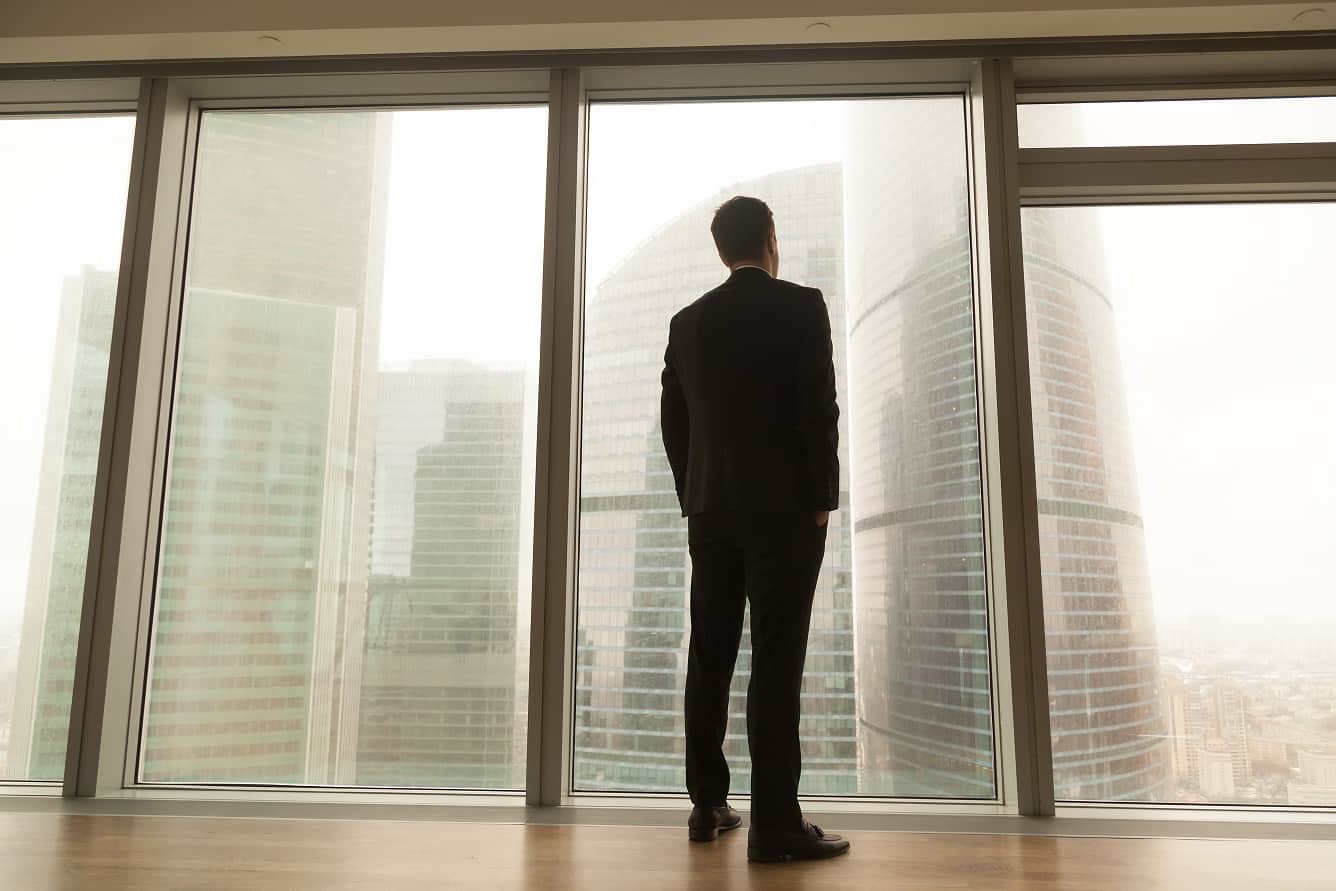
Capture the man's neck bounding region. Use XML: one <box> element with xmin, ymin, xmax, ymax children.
<box><xmin>731</xmin><ymin>263</ymin><xmax>772</xmax><ymax>276</ymax></box>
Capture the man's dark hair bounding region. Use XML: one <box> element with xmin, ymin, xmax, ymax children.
<box><xmin>710</xmin><ymin>196</ymin><xmax>774</xmax><ymax>265</ymax></box>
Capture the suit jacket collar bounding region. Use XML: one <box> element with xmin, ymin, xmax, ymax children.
<box><xmin>726</xmin><ymin>265</ymin><xmax>772</xmax><ymax>283</ymax></box>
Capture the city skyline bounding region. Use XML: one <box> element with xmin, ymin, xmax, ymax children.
<box><xmin>6</xmin><ymin>105</ymin><xmax>1336</xmax><ymax>623</ymax></box>
<box><xmin>3</xmin><ymin>103</ymin><xmax>1332</xmax><ymax>803</ymax></box>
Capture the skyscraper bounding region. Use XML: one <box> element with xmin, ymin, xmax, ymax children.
<box><xmin>142</xmin><ymin>111</ymin><xmax>390</xmax><ymax>783</ymax></box>
<box><xmin>7</xmin><ymin>267</ymin><xmax>116</xmax><ymax>779</ymax></box>
<box><xmin>575</xmin><ymin>164</ymin><xmax>856</xmax><ymax>794</ymax></box>
<box><xmin>845</xmin><ymin>99</ymin><xmax>1169</xmax><ymax>800</ymax></box>
<box><xmin>1023</xmin><ymin>202</ymin><xmax>1170</xmax><ymax>801</ymax></box>
<box><xmin>844</xmin><ymin>99</ymin><xmax>996</xmax><ymax>797</ymax></box>
<box><xmin>356</xmin><ymin>362</ymin><xmax>531</xmax><ymax>789</ymax></box>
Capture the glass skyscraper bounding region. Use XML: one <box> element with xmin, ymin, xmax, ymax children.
<box><xmin>847</xmin><ymin>99</ymin><xmax>1168</xmax><ymax>800</ymax></box>
<box><xmin>356</xmin><ymin>362</ymin><xmax>531</xmax><ymax>789</ymax></box>
<box><xmin>6</xmin><ymin>267</ymin><xmax>116</xmax><ymax>780</ymax></box>
<box><xmin>844</xmin><ymin>99</ymin><xmax>995</xmax><ymax>798</ymax></box>
<box><xmin>1023</xmin><ymin>206</ymin><xmax>1170</xmax><ymax>801</ymax></box>
<box><xmin>142</xmin><ymin>111</ymin><xmax>390</xmax><ymax>783</ymax></box>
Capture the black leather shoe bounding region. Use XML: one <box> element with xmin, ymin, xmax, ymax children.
<box><xmin>747</xmin><ymin>821</ymin><xmax>850</xmax><ymax>862</ymax></box>
<box><xmin>688</xmin><ymin>803</ymin><xmax>743</xmax><ymax>842</ymax></box>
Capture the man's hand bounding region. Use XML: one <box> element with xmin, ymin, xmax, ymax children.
<box><xmin>814</xmin><ymin>510</ymin><xmax>830</xmax><ymax>528</ymax></box>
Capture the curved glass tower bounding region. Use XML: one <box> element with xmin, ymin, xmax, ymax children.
<box><xmin>845</xmin><ymin>99</ymin><xmax>1168</xmax><ymax>801</ymax></box>
<box><xmin>1022</xmin><ymin>207</ymin><xmax>1170</xmax><ymax>801</ymax></box>
<box><xmin>844</xmin><ymin>99</ymin><xmax>995</xmax><ymax>798</ymax></box>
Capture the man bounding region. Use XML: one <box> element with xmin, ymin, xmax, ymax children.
<box><xmin>660</xmin><ymin>196</ymin><xmax>848</xmax><ymax>863</ymax></box>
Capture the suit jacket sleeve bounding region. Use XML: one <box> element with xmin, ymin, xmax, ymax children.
<box><xmin>797</xmin><ymin>290</ymin><xmax>840</xmax><ymax>511</ymax></box>
<box><xmin>660</xmin><ymin>323</ymin><xmax>690</xmax><ymax>511</ymax></box>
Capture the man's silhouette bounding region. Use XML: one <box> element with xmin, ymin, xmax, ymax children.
<box><xmin>660</xmin><ymin>196</ymin><xmax>849</xmax><ymax>863</ymax></box>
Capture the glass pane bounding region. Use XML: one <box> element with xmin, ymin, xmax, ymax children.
<box><xmin>1024</xmin><ymin>202</ymin><xmax>1336</xmax><ymax>805</ymax></box>
<box><xmin>1019</xmin><ymin>97</ymin><xmax>1336</xmax><ymax>147</ymax></box>
<box><xmin>575</xmin><ymin>97</ymin><xmax>994</xmax><ymax>798</ymax></box>
<box><xmin>140</xmin><ymin>107</ymin><xmax>546</xmax><ymax>788</ymax></box>
<box><xmin>0</xmin><ymin>115</ymin><xmax>135</xmax><ymax>781</ymax></box>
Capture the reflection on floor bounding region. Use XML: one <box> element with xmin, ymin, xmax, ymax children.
<box><xmin>0</xmin><ymin>813</ymin><xmax>1331</xmax><ymax>890</ymax></box>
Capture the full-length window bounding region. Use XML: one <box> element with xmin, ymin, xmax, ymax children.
<box><xmin>140</xmin><ymin>106</ymin><xmax>547</xmax><ymax>788</ymax></box>
<box><xmin>573</xmin><ymin>96</ymin><xmax>996</xmax><ymax>798</ymax></box>
<box><xmin>0</xmin><ymin>114</ymin><xmax>136</xmax><ymax>781</ymax></box>
<box><xmin>1023</xmin><ymin>200</ymin><xmax>1336</xmax><ymax>806</ymax></box>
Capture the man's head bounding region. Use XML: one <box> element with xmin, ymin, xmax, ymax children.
<box><xmin>710</xmin><ymin>195</ymin><xmax>779</xmax><ymax>276</ymax></box>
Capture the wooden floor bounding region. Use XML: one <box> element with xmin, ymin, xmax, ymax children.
<box><xmin>0</xmin><ymin>813</ymin><xmax>1331</xmax><ymax>890</ymax></box>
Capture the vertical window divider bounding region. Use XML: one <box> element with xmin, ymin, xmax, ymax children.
<box><xmin>64</xmin><ymin>77</ymin><xmax>194</xmax><ymax>797</ymax></box>
<box><xmin>969</xmin><ymin>59</ymin><xmax>1055</xmax><ymax>817</ymax></box>
<box><xmin>526</xmin><ymin>68</ymin><xmax>588</xmax><ymax>807</ymax></box>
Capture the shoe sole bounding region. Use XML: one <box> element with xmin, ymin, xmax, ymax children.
<box><xmin>688</xmin><ymin>820</ymin><xmax>742</xmax><ymax>843</ymax></box>
<box><xmin>746</xmin><ymin>844</ymin><xmax>850</xmax><ymax>863</ymax></box>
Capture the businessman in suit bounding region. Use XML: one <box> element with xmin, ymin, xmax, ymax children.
<box><xmin>660</xmin><ymin>196</ymin><xmax>848</xmax><ymax>863</ymax></box>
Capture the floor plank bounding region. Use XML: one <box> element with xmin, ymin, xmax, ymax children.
<box><xmin>0</xmin><ymin>813</ymin><xmax>1331</xmax><ymax>890</ymax></box>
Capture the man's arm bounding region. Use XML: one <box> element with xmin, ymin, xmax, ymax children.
<box><xmin>796</xmin><ymin>290</ymin><xmax>840</xmax><ymax>514</ymax></box>
<box><xmin>660</xmin><ymin>328</ymin><xmax>690</xmax><ymax>511</ymax></box>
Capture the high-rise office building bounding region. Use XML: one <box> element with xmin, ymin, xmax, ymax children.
<box><xmin>1198</xmin><ymin>745</ymin><xmax>1236</xmax><ymax>800</ymax></box>
<box><xmin>356</xmin><ymin>362</ymin><xmax>530</xmax><ymax>789</ymax></box>
<box><xmin>7</xmin><ymin>267</ymin><xmax>116</xmax><ymax>779</ymax></box>
<box><xmin>142</xmin><ymin>111</ymin><xmax>390</xmax><ymax>783</ymax></box>
<box><xmin>846</xmin><ymin>99</ymin><xmax>1169</xmax><ymax>800</ymax></box>
<box><xmin>1162</xmin><ymin>671</ymin><xmax>1201</xmax><ymax>785</ymax></box>
<box><xmin>1289</xmin><ymin>749</ymin><xmax>1336</xmax><ymax>805</ymax></box>
<box><xmin>1021</xmin><ymin>165</ymin><xmax>1170</xmax><ymax>798</ymax></box>
<box><xmin>575</xmin><ymin>164</ymin><xmax>855</xmax><ymax>794</ymax></box>
<box><xmin>843</xmin><ymin>100</ymin><xmax>996</xmax><ymax>798</ymax></box>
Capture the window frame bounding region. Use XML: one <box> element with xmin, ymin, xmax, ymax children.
<box><xmin>128</xmin><ymin>81</ymin><xmax>555</xmax><ymax>795</ymax></box>
<box><xmin>564</xmin><ymin>60</ymin><xmax>1013</xmax><ymax>811</ymax></box>
<box><xmin>0</xmin><ymin>82</ymin><xmax>141</xmax><ymax>793</ymax></box>
<box><xmin>0</xmin><ymin>39</ymin><xmax>1329</xmax><ymax>833</ymax></box>
<box><xmin>1013</xmin><ymin>75</ymin><xmax>1336</xmax><ymax>817</ymax></box>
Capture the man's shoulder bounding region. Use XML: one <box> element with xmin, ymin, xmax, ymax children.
<box><xmin>669</xmin><ymin>276</ymin><xmax>822</xmax><ymax>329</ymax></box>
<box><xmin>670</xmin><ymin>279</ymin><xmax>734</xmax><ymax>322</ymax></box>
<box><xmin>767</xmin><ymin>278</ymin><xmax>825</xmax><ymax>318</ymax></box>
<box><xmin>773</xmin><ymin>277</ymin><xmax>823</xmax><ymax>301</ymax></box>
<box><xmin>669</xmin><ymin>293</ymin><xmax>708</xmax><ymax>329</ymax></box>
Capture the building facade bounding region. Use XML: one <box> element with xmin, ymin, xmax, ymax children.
<box><xmin>355</xmin><ymin>362</ymin><xmax>531</xmax><ymax>789</ymax></box>
<box><xmin>6</xmin><ymin>267</ymin><xmax>117</xmax><ymax>780</ymax></box>
<box><xmin>141</xmin><ymin>110</ymin><xmax>390</xmax><ymax>783</ymax></box>
<box><xmin>844</xmin><ymin>98</ymin><xmax>996</xmax><ymax>798</ymax></box>
<box><xmin>846</xmin><ymin>98</ymin><xmax>1170</xmax><ymax>800</ymax></box>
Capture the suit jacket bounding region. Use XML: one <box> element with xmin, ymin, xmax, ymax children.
<box><xmin>660</xmin><ymin>266</ymin><xmax>840</xmax><ymax>520</ymax></box>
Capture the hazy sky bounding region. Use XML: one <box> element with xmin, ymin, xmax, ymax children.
<box><xmin>1067</xmin><ymin>101</ymin><xmax>1336</xmax><ymax>625</ymax></box>
<box><xmin>584</xmin><ymin>100</ymin><xmax>848</xmax><ymax>287</ymax></box>
<box><xmin>1095</xmin><ymin>202</ymin><xmax>1336</xmax><ymax>625</ymax></box>
<box><xmin>378</xmin><ymin>107</ymin><xmax>547</xmax><ymax>366</ymax></box>
<box><xmin>3</xmin><ymin>98</ymin><xmax>1334</xmax><ymax>640</ymax></box>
